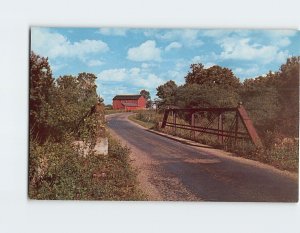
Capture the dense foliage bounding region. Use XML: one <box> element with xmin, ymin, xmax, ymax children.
<box><xmin>29</xmin><ymin>136</ymin><xmax>145</xmax><ymax>200</ymax></box>
<box><xmin>185</xmin><ymin>63</ymin><xmax>241</xmax><ymax>88</ymax></box>
<box><xmin>30</xmin><ymin>52</ymin><xmax>101</xmax><ymax>143</ymax></box>
<box><xmin>140</xmin><ymin>89</ymin><xmax>152</xmax><ymax>108</ymax></box>
<box><xmin>29</xmin><ymin>52</ymin><xmax>144</xmax><ymax>199</ymax></box>
<box><xmin>156</xmin><ymin>58</ymin><xmax>299</xmax><ymax>141</ymax></box>
<box><xmin>156</xmin><ymin>80</ymin><xmax>178</xmax><ymax>106</ymax></box>
<box><xmin>154</xmin><ymin>58</ymin><xmax>299</xmax><ymax>171</ymax></box>
<box><xmin>29</xmin><ymin>52</ymin><xmax>55</xmax><ymax>141</ymax></box>
<box><xmin>242</xmin><ymin>57</ymin><xmax>299</xmax><ymax>140</ymax></box>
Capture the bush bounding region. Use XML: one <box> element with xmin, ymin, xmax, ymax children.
<box><xmin>29</xmin><ymin>52</ymin><xmax>144</xmax><ymax>200</ymax></box>
<box><xmin>29</xmin><ymin>136</ymin><xmax>145</xmax><ymax>200</ymax></box>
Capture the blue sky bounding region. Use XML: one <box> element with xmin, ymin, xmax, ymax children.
<box><xmin>31</xmin><ymin>27</ymin><xmax>300</xmax><ymax>104</ymax></box>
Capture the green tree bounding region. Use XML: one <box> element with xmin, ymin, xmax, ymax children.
<box><xmin>29</xmin><ymin>51</ymin><xmax>55</xmax><ymax>141</ymax></box>
<box><xmin>49</xmin><ymin>73</ymin><xmax>99</xmax><ymax>140</ymax></box>
<box><xmin>241</xmin><ymin>56</ymin><xmax>299</xmax><ymax>138</ymax></box>
<box><xmin>176</xmin><ymin>84</ymin><xmax>240</xmax><ymax>108</ymax></box>
<box><xmin>185</xmin><ymin>63</ymin><xmax>241</xmax><ymax>89</ymax></box>
<box><xmin>276</xmin><ymin>56</ymin><xmax>299</xmax><ymax>136</ymax></box>
<box><xmin>156</xmin><ymin>80</ymin><xmax>178</xmax><ymax>106</ymax></box>
<box><xmin>140</xmin><ymin>89</ymin><xmax>152</xmax><ymax>108</ymax></box>
<box><xmin>241</xmin><ymin>83</ymin><xmax>280</xmax><ymax>134</ymax></box>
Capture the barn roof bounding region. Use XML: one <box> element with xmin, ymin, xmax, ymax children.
<box><xmin>113</xmin><ymin>94</ymin><xmax>142</xmax><ymax>100</ymax></box>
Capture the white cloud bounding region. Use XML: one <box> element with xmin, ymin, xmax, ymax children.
<box><xmin>129</xmin><ymin>67</ymin><xmax>141</xmax><ymax>76</ymax></box>
<box><xmin>264</xmin><ymin>30</ymin><xmax>298</xmax><ymax>47</ymax></box>
<box><xmin>50</xmin><ymin>62</ymin><xmax>67</xmax><ymax>72</ymax></box>
<box><xmin>265</xmin><ymin>30</ymin><xmax>297</xmax><ymax>38</ymax></box>
<box><xmin>127</xmin><ymin>40</ymin><xmax>161</xmax><ymax>62</ymax></box>
<box><xmin>98</xmin><ymin>68</ymin><xmax>127</xmax><ymax>82</ymax></box>
<box><xmin>233</xmin><ymin>66</ymin><xmax>260</xmax><ymax>77</ymax></box>
<box><xmin>98</xmin><ymin>28</ymin><xmax>127</xmax><ymax>36</ymax></box>
<box><xmin>99</xmin><ymin>86</ymin><xmax>131</xmax><ymax>103</ymax></box>
<box><xmin>277</xmin><ymin>37</ymin><xmax>291</xmax><ymax>47</ymax></box>
<box><xmin>202</xmin><ymin>29</ymin><xmax>297</xmax><ymax>49</ymax></box>
<box><xmin>134</xmin><ymin>74</ymin><xmax>164</xmax><ymax>88</ymax></box>
<box><xmin>86</xmin><ymin>59</ymin><xmax>104</xmax><ymax>67</ymax></box>
<box><xmin>31</xmin><ymin>28</ymin><xmax>109</xmax><ymax>59</ymax></box>
<box><xmin>175</xmin><ymin>59</ymin><xmax>189</xmax><ymax>70</ymax></box>
<box><xmin>202</xmin><ymin>30</ymin><xmax>232</xmax><ymax>38</ymax></box>
<box><xmin>202</xmin><ymin>29</ymin><xmax>251</xmax><ymax>38</ymax></box>
<box><xmin>191</xmin><ymin>53</ymin><xmax>218</xmax><ymax>66</ymax></box>
<box><xmin>203</xmin><ymin>62</ymin><xmax>215</xmax><ymax>68</ymax></box>
<box><xmin>97</xmin><ymin>66</ymin><xmax>164</xmax><ymax>89</ymax></box>
<box><xmin>218</xmin><ymin>37</ymin><xmax>289</xmax><ymax>63</ymax></box>
<box><xmin>164</xmin><ymin>70</ymin><xmax>185</xmax><ymax>85</ymax></box>
<box><xmin>141</xmin><ymin>63</ymin><xmax>157</xmax><ymax>69</ymax></box>
<box><xmin>151</xmin><ymin>29</ymin><xmax>203</xmax><ymax>48</ymax></box>
<box><xmin>165</xmin><ymin>42</ymin><xmax>182</xmax><ymax>51</ymax></box>
<box><xmin>141</xmin><ymin>63</ymin><xmax>150</xmax><ymax>69</ymax></box>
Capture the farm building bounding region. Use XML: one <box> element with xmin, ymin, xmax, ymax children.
<box><xmin>112</xmin><ymin>94</ymin><xmax>146</xmax><ymax>111</ymax></box>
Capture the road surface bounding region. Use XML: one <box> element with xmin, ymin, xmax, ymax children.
<box><xmin>107</xmin><ymin>113</ymin><xmax>298</xmax><ymax>202</ymax></box>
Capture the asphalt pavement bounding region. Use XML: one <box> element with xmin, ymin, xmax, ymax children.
<box><xmin>107</xmin><ymin>113</ymin><xmax>298</xmax><ymax>202</ymax></box>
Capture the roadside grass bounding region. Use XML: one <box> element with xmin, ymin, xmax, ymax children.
<box><xmin>128</xmin><ymin>114</ymin><xmax>156</xmax><ymax>129</ymax></box>
<box><xmin>128</xmin><ymin>110</ymin><xmax>299</xmax><ymax>172</ymax></box>
<box><xmin>29</xmin><ymin>136</ymin><xmax>147</xmax><ymax>200</ymax></box>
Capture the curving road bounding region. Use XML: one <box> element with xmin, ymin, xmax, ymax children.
<box><xmin>107</xmin><ymin>113</ymin><xmax>298</xmax><ymax>202</ymax></box>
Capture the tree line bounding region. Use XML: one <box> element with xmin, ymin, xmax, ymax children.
<box><xmin>30</xmin><ymin>51</ymin><xmax>102</xmax><ymax>143</ymax></box>
<box><xmin>29</xmin><ymin>52</ymin><xmax>109</xmax><ymax>199</ymax></box>
<box><xmin>156</xmin><ymin>57</ymin><xmax>299</xmax><ymax>145</ymax></box>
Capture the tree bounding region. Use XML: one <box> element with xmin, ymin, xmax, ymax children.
<box><xmin>49</xmin><ymin>73</ymin><xmax>99</xmax><ymax>140</ymax></box>
<box><xmin>140</xmin><ymin>89</ymin><xmax>152</xmax><ymax>108</ymax></box>
<box><xmin>241</xmin><ymin>56</ymin><xmax>300</xmax><ymax>138</ymax></box>
<box><xmin>185</xmin><ymin>63</ymin><xmax>241</xmax><ymax>89</ymax></box>
<box><xmin>175</xmin><ymin>84</ymin><xmax>240</xmax><ymax>108</ymax></box>
<box><xmin>276</xmin><ymin>56</ymin><xmax>299</xmax><ymax>136</ymax></box>
<box><xmin>30</xmin><ymin>51</ymin><xmax>100</xmax><ymax>141</ymax></box>
<box><xmin>241</xmin><ymin>83</ymin><xmax>280</xmax><ymax>135</ymax></box>
<box><xmin>156</xmin><ymin>80</ymin><xmax>178</xmax><ymax>106</ymax></box>
<box><xmin>29</xmin><ymin>51</ymin><xmax>54</xmax><ymax>140</ymax></box>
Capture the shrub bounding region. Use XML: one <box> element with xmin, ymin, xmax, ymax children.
<box><xmin>29</xmin><ymin>136</ymin><xmax>145</xmax><ymax>200</ymax></box>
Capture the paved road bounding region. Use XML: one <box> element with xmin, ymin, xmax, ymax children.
<box><xmin>107</xmin><ymin>113</ymin><xmax>298</xmax><ymax>202</ymax></box>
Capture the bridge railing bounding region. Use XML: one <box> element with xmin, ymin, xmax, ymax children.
<box><xmin>161</xmin><ymin>103</ymin><xmax>262</xmax><ymax>148</ymax></box>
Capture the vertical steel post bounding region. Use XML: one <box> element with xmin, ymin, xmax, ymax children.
<box><xmin>221</xmin><ymin>113</ymin><xmax>224</xmax><ymax>144</ymax></box>
<box><xmin>235</xmin><ymin>111</ymin><xmax>239</xmax><ymax>144</ymax></box>
<box><xmin>218</xmin><ymin>113</ymin><xmax>222</xmax><ymax>143</ymax></box>
<box><xmin>218</xmin><ymin>113</ymin><xmax>224</xmax><ymax>144</ymax></box>
<box><xmin>173</xmin><ymin>111</ymin><xmax>177</xmax><ymax>135</ymax></box>
<box><xmin>161</xmin><ymin>109</ymin><xmax>169</xmax><ymax>128</ymax></box>
<box><xmin>191</xmin><ymin>113</ymin><xmax>195</xmax><ymax>140</ymax></box>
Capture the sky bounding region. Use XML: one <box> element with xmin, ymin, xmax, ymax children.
<box><xmin>31</xmin><ymin>27</ymin><xmax>300</xmax><ymax>104</ymax></box>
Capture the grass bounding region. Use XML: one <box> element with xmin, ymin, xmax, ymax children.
<box><xmin>128</xmin><ymin>114</ymin><xmax>156</xmax><ymax>129</ymax></box>
<box><xmin>29</xmin><ymin>136</ymin><xmax>147</xmax><ymax>200</ymax></box>
<box><xmin>128</xmin><ymin>110</ymin><xmax>299</xmax><ymax>172</ymax></box>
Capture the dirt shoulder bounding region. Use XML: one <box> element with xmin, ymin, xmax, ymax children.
<box><xmin>108</xmin><ymin>128</ymin><xmax>163</xmax><ymax>200</ymax></box>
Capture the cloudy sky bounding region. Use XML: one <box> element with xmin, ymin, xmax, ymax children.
<box><xmin>31</xmin><ymin>27</ymin><xmax>299</xmax><ymax>104</ymax></box>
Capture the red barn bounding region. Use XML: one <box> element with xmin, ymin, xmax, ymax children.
<box><xmin>112</xmin><ymin>94</ymin><xmax>146</xmax><ymax>111</ymax></box>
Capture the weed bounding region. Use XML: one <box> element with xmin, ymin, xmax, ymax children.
<box><xmin>29</xmin><ymin>136</ymin><xmax>146</xmax><ymax>200</ymax></box>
